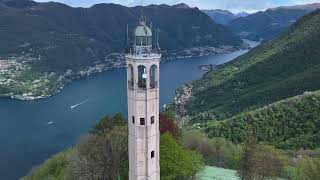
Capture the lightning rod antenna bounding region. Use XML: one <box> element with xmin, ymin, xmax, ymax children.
<box><xmin>126</xmin><ymin>24</ymin><xmax>129</xmax><ymax>45</ymax></box>
<box><xmin>156</xmin><ymin>28</ymin><xmax>158</xmax><ymax>49</ymax></box>
<box><xmin>140</xmin><ymin>0</ymin><xmax>143</xmax><ymax>22</ymax></box>
<box><xmin>157</xmin><ymin>28</ymin><xmax>160</xmax><ymax>50</ymax></box>
<box><xmin>153</xmin><ymin>28</ymin><xmax>156</xmax><ymax>49</ymax></box>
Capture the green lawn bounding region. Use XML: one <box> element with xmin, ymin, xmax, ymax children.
<box><xmin>198</xmin><ymin>166</ymin><xmax>239</xmax><ymax>180</ymax></box>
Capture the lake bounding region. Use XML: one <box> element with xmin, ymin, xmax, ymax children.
<box><xmin>0</xmin><ymin>40</ymin><xmax>258</xmax><ymax>179</ymax></box>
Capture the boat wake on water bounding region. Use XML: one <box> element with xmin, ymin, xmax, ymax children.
<box><xmin>70</xmin><ymin>100</ymin><xmax>89</xmax><ymax>109</ymax></box>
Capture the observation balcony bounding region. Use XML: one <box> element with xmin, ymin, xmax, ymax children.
<box><xmin>125</xmin><ymin>46</ymin><xmax>161</xmax><ymax>60</ymax></box>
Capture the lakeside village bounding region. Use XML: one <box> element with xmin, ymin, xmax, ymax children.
<box><xmin>0</xmin><ymin>44</ymin><xmax>249</xmax><ymax>101</ymax></box>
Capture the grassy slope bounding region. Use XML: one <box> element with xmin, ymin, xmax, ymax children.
<box><xmin>185</xmin><ymin>10</ymin><xmax>320</xmax><ymax>122</ymax></box>
<box><xmin>204</xmin><ymin>90</ymin><xmax>320</xmax><ymax>150</ymax></box>
<box><xmin>198</xmin><ymin>166</ymin><xmax>239</xmax><ymax>180</ymax></box>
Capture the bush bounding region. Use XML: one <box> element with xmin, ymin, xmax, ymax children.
<box><xmin>68</xmin><ymin>126</ymin><xmax>128</xmax><ymax>180</ymax></box>
<box><xmin>159</xmin><ymin>112</ymin><xmax>181</xmax><ymax>140</ymax></box>
<box><xmin>160</xmin><ymin>133</ymin><xmax>205</xmax><ymax>180</ymax></box>
<box><xmin>21</xmin><ymin>150</ymin><xmax>71</xmax><ymax>180</ymax></box>
<box><xmin>296</xmin><ymin>157</ymin><xmax>320</xmax><ymax>180</ymax></box>
<box><xmin>183</xmin><ymin>130</ymin><xmax>242</xmax><ymax>169</ymax></box>
<box><xmin>282</xmin><ymin>166</ymin><xmax>298</xmax><ymax>180</ymax></box>
<box><xmin>91</xmin><ymin>113</ymin><xmax>126</xmax><ymax>135</ymax></box>
<box><xmin>238</xmin><ymin>133</ymin><xmax>286</xmax><ymax>180</ymax></box>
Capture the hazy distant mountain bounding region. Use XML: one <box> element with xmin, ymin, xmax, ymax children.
<box><xmin>202</xmin><ymin>9</ymin><xmax>249</xmax><ymax>25</ymax></box>
<box><xmin>235</xmin><ymin>12</ymin><xmax>250</xmax><ymax>17</ymax></box>
<box><xmin>228</xmin><ymin>3</ymin><xmax>320</xmax><ymax>41</ymax></box>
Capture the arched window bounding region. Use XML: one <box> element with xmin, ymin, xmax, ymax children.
<box><xmin>138</xmin><ymin>65</ymin><xmax>147</xmax><ymax>89</ymax></box>
<box><xmin>128</xmin><ymin>64</ymin><xmax>134</xmax><ymax>89</ymax></box>
<box><xmin>150</xmin><ymin>65</ymin><xmax>157</xmax><ymax>89</ymax></box>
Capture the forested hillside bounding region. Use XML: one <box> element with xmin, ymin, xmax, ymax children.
<box><xmin>0</xmin><ymin>0</ymin><xmax>243</xmax><ymax>99</ymax></box>
<box><xmin>173</xmin><ymin>10</ymin><xmax>320</xmax><ymax>122</ymax></box>
<box><xmin>0</xmin><ymin>0</ymin><xmax>242</xmax><ymax>72</ymax></box>
<box><xmin>228</xmin><ymin>3</ymin><xmax>320</xmax><ymax>40</ymax></box>
<box><xmin>204</xmin><ymin>90</ymin><xmax>320</xmax><ymax>150</ymax></box>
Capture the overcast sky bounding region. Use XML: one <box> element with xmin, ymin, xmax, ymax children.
<box><xmin>34</xmin><ymin>0</ymin><xmax>320</xmax><ymax>13</ymax></box>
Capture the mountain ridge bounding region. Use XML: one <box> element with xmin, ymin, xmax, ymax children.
<box><xmin>202</xmin><ymin>9</ymin><xmax>249</xmax><ymax>25</ymax></box>
<box><xmin>0</xmin><ymin>0</ymin><xmax>243</xmax><ymax>99</ymax></box>
<box><xmin>171</xmin><ymin>10</ymin><xmax>320</xmax><ymax>123</ymax></box>
<box><xmin>228</xmin><ymin>3</ymin><xmax>320</xmax><ymax>40</ymax></box>
<box><xmin>270</xmin><ymin>3</ymin><xmax>320</xmax><ymax>11</ymax></box>
<box><xmin>0</xmin><ymin>0</ymin><xmax>243</xmax><ymax>68</ymax></box>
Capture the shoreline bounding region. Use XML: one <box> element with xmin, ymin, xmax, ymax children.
<box><xmin>0</xmin><ymin>44</ymin><xmax>250</xmax><ymax>101</ymax></box>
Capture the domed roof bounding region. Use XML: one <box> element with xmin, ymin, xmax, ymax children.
<box><xmin>134</xmin><ymin>22</ymin><xmax>152</xmax><ymax>37</ymax></box>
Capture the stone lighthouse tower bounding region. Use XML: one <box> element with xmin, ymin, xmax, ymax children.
<box><xmin>125</xmin><ymin>13</ymin><xmax>161</xmax><ymax>180</ymax></box>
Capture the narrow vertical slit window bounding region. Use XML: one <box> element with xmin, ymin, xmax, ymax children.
<box><xmin>132</xmin><ymin>116</ymin><xmax>135</xmax><ymax>124</ymax></box>
<box><xmin>151</xmin><ymin>151</ymin><xmax>155</xmax><ymax>158</ymax></box>
<box><xmin>140</xmin><ymin>118</ymin><xmax>145</xmax><ymax>125</ymax></box>
<box><xmin>151</xmin><ymin>116</ymin><xmax>155</xmax><ymax>124</ymax></box>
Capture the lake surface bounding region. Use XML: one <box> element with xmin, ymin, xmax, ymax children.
<box><xmin>0</xmin><ymin>40</ymin><xmax>258</xmax><ymax>179</ymax></box>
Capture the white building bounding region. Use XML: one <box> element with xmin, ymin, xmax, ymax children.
<box><xmin>125</xmin><ymin>15</ymin><xmax>161</xmax><ymax>180</ymax></box>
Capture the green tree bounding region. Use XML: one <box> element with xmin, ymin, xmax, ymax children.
<box><xmin>237</xmin><ymin>131</ymin><xmax>258</xmax><ymax>180</ymax></box>
<box><xmin>254</xmin><ymin>145</ymin><xmax>286</xmax><ymax>180</ymax></box>
<box><xmin>237</xmin><ymin>130</ymin><xmax>286</xmax><ymax>180</ymax></box>
<box><xmin>160</xmin><ymin>133</ymin><xmax>204</xmax><ymax>180</ymax></box>
<box><xmin>67</xmin><ymin>126</ymin><xmax>128</xmax><ymax>180</ymax></box>
<box><xmin>183</xmin><ymin>130</ymin><xmax>242</xmax><ymax>169</ymax></box>
<box><xmin>21</xmin><ymin>151</ymin><xmax>71</xmax><ymax>180</ymax></box>
<box><xmin>67</xmin><ymin>113</ymin><xmax>128</xmax><ymax>179</ymax></box>
<box><xmin>22</xmin><ymin>113</ymin><xmax>206</xmax><ymax>180</ymax></box>
<box><xmin>91</xmin><ymin>113</ymin><xmax>126</xmax><ymax>135</ymax></box>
